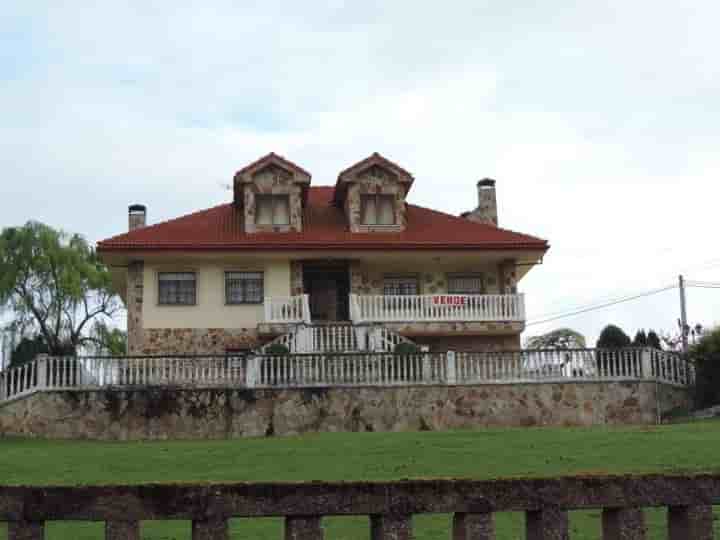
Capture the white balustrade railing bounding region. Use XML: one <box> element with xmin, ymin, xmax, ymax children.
<box><xmin>264</xmin><ymin>295</ymin><xmax>311</xmax><ymax>324</ymax></box>
<box><xmin>0</xmin><ymin>348</ymin><xmax>694</xmax><ymax>403</ymax></box>
<box><xmin>351</xmin><ymin>293</ymin><xmax>525</xmax><ymax>323</ymax></box>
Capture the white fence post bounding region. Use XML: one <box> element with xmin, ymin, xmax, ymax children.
<box><xmin>246</xmin><ymin>355</ymin><xmax>258</xmax><ymax>388</ymax></box>
<box><xmin>641</xmin><ymin>348</ymin><xmax>653</xmax><ymax>380</ymax></box>
<box><xmin>422</xmin><ymin>352</ymin><xmax>432</xmax><ymax>383</ymax></box>
<box><xmin>446</xmin><ymin>350</ymin><xmax>457</xmax><ymax>385</ymax></box>
<box><xmin>36</xmin><ymin>354</ymin><xmax>48</xmax><ymax>390</ymax></box>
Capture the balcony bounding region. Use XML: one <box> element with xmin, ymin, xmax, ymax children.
<box><xmin>263</xmin><ymin>293</ymin><xmax>525</xmax><ymax>326</ymax></box>
<box><xmin>349</xmin><ymin>293</ymin><xmax>525</xmax><ymax>324</ymax></box>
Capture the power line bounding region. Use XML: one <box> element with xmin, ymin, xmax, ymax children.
<box><xmin>526</xmin><ymin>284</ymin><xmax>677</xmax><ymax>327</ymax></box>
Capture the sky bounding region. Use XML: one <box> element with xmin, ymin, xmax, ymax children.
<box><xmin>1</xmin><ymin>1</ymin><xmax>718</xmax><ymax>346</ymax></box>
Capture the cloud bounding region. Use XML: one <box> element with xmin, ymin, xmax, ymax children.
<box><xmin>1</xmin><ymin>0</ymin><xmax>719</xmax><ymax>344</ymax></box>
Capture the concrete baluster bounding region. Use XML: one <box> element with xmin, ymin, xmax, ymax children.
<box><xmin>192</xmin><ymin>519</ymin><xmax>228</xmax><ymax>540</ymax></box>
<box><xmin>601</xmin><ymin>507</ymin><xmax>646</xmax><ymax>539</ymax></box>
<box><xmin>447</xmin><ymin>350</ymin><xmax>457</xmax><ymax>385</ymax></box>
<box><xmin>8</xmin><ymin>521</ymin><xmax>44</xmax><ymax>540</ymax></box>
<box><xmin>668</xmin><ymin>505</ymin><xmax>714</xmax><ymax>540</ymax></box>
<box><xmin>526</xmin><ymin>507</ymin><xmax>569</xmax><ymax>540</ymax></box>
<box><xmin>285</xmin><ymin>516</ymin><xmax>324</xmax><ymax>539</ymax></box>
<box><xmin>453</xmin><ymin>512</ymin><xmax>495</xmax><ymax>540</ymax></box>
<box><xmin>371</xmin><ymin>514</ymin><xmax>413</xmax><ymax>540</ymax></box>
<box><xmin>106</xmin><ymin>520</ymin><xmax>140</xmax><ymax>540</ymax></box>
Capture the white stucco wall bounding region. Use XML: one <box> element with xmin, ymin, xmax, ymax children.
<box><xmin>143</xmin><ymin>260</ymin><xmax>291</xmax><ymax>329</ymax></box>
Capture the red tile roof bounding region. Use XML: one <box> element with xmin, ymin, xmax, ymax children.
<box><xmin>97</xmin><ymin>186</ymin><xmax>548</xmax><ymax>253</ymax></box>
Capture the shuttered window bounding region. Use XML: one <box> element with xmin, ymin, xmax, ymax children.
<box><xmin>225</xmin><ymin>271</ymin><xmax>264</xmax><ymax>304</ymax></box>
<box><xmin>158</xmin><ymin>272</ymin><xmax>197</xmax><ymax>305</ymax></box>
<box><xmin>256</xmin><ymin>195</ymin><xmax>290</xmax><ymax>225</ymax></box>
<box><xmin>361</xmin><ymin>194</ymin><xmax>395</xmax><ymax>225</ymax></box>
<box><xmin>448</xmin><ymin>273</ymin><xmax>485</xmax><ymax>294</ymax></box>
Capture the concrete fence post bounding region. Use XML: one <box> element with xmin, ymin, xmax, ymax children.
<box><xmin>453</xmin><ymin>512</ymin><xmax>495</xmax><ymax>540</ymax></box>
<box><xmin>8</xmin><ymin>521</ymin><xmax>45</xmax><ymax>540</ymax></box>
<box><xmin>668</xmin><ymin>505</ymin><xmax>714</xmax><ymax>540</ymax></box>
<box><xmin>601</xmin><ymin>507</ymin><xmax>646</xmax><ymax>539</ymax></box>
<box><xmin>447</xmin><ymin>350</ymin><xmax>457</xmax><ymax>385</ymax></box>
<box><xmin>526</xmin><ymin>507</ymin><xmax>569</xmax><ymax>540</ymax></box>
<box><xmin>371</xmin><ymin>514</ymin><xmax>413</xmax><ymax>540</ymax></box>
<box><xmin>285</xmin><ymin>516</ymin><xmax>324</xmax><ymax>540</ymax></box>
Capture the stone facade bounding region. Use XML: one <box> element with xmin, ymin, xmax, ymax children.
<box><xmin>290</xmin><ymin>260</ymin><xmax>304</xmax><ymax>296</ymax></box>
<box><xmin>242</xmin><ymin>165</ymin><xmax>305</xmax><ymax>233</ymax></box>
<box><xmin>349</xmin><ymin>265</ymin><xmax>502</xmax><ymax>296</ymax></box>
<box><xmin>411</xmin><ymin>333</ymin><xmax>521</xmax><ymax>352</ymax></box>
<box><xmin>463</xmin><ymin>179</ymin><xmax>498</xmax><ymax>226</ymax></box>
<box><xmin>0</xmin><ymin>382</ymin><xmax>689</xmax><ymax>440</ymax></box>
<box><xmin>127</xmin><ymin>262</ymin><xmax>144</xmax><ymax>355</ymax></box>
<box><xmin>498</xmin><ymin>260</ymin><xmax>518</xmax><ymax>294</ymax></box>
<box><xmin>345</xmin><ymin>165</ymin><xmax>409</xmax><ymax>233</ymax></box>
<box><xmin>140</xmin><ymin>328</ymin><xmax>262</xmax><ymax>355</ymax></box>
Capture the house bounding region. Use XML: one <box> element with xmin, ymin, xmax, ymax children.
<box><xmin>97</xmin><ymin>152</ymin><xmax>548</xmax><ymax>355</ymax></box>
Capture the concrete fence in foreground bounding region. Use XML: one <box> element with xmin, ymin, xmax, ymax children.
<box><xmin>0</xmin><ymin>473</ymin><xmax>718</xmax><ymax>539</ymax></box>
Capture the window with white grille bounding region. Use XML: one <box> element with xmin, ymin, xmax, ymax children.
<box><xmin>448</xmin><ymin>273</ymin><xmax>485</xmax><ymax>294</ymax></box>
<box><xmin>225</xmin><ymin>271</ymin><xmax>264</xmax><ymax>304</ymax></box>
<box><xmin>383</xmin><ymin>275</ymin><xmax>419</xmax><ymax>296</ymax></box>
<box><xmin>256</xmin><ymin>195</ymin><xmax>290</xmax><ymax>225</ymax></box>
<box><xmin>158</xmin><ymin>272</ymin><xmax>197</xmax><ymax>305</ymax></box>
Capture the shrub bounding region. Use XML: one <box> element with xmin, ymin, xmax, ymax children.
<box><xmin>265</xmin><ymin>343</ymin><xmax>290</xmax><ymax>355</ymax></box>
<box><xmin>394</xmin><ymin>342</ymin><xmax>421</xmax><ymax>355</ymax></box>
<box><xmin>596</xmin><ymin>325</ymin><xmax>632</xmax><ymax>348</ymax></box>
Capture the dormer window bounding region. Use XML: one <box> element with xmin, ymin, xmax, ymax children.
<box><xmin>361</xmin><ymin>194</ymin><xmax>395</xmax><ymax>225</ymax></box>
<box><xmin>256</xmin><ymin>195</ymin><xmax>290</xmax><ymax>226</ymax></box>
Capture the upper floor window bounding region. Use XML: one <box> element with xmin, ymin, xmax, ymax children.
<box><xmin>361</xmin><ymin>194</ymin><xmax>395</xmax><ymax>225</ymax></box>
<box><xmin>256</xmin><ymin>195</ymin><xmax>290</xmax><ymax>225</ymax></box>
<box><xmin>448</xmin><ymin>273</ymin><xmax>485</xmax><ymax>295</ymax></box>
<box><xmin>158</xmin><ymin>272</ymin><xmax>196</xmax><ymax>305</ymax></box>
<box><xmin>225</xmin><ymin>271</ymin><xmax>264</xmax><ymax>304</ymax></box>
<box><xmin>383</xmin><ymin>275</ymin><xmax>419</xmax><ymax>296</ymax></box>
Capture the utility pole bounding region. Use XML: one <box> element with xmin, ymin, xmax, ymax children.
<box><xmin>679</xmin><ymin>274</ymin><xmax>688</xmax><ymax>354</ymax></box>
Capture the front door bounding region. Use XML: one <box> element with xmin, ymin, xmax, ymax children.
<box><xmin>303</xmin><ymin>262</ymin><xmax>350</xmax><ymax>322</ymax></box>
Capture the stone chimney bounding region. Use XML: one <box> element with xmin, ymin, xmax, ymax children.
<box><xmin>128</xmin><ymin>204</ymin><xmax>147</xmax><ymax>231</ymax></box>
<box><xmin>462</xmin><ymin>178</ymin><xmax>498</xmax><ymax>226</ymax></box>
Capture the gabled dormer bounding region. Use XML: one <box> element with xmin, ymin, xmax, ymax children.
<box><xmin>334</xmin><ymin>153</ymin><xmax>414</xmax><ymax>233</ymax></box>
<box><xmin>233</xmin><ymin>153</ymin><xmax>311</xmax><ymax>233</ymax></box>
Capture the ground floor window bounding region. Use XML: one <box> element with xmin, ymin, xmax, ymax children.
<box><xmin>225</xmin><ymin>271</ymin><xmax>264</xmax><ymax>304</ymax></box>
<box><xmin>158</xmin><ymin>272</ymin><xmax>197</xmax><ymax>305</ymax></box>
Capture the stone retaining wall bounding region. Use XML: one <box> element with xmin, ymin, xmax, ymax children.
<box><xmin>0</xmin><ymin>381</ymin><xmax>689</xmax><ymax>441</ymax></box>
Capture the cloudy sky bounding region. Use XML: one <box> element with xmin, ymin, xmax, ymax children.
<box><xmin>1</xmin><ymin>1</ymin><xmax>718</xmax><ymax>345</ymax></box>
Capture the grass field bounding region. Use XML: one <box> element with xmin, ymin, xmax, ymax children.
<box><xmin>1</xmin><ymin>420</ymin><xmax>719</xmax><ymax>539</ymax></box>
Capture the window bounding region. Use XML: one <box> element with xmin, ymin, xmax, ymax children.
<box><xmin>256</xmin><ymin>195</ymin><xmax>290</xmax><ymax>225</ymax></box>
<box><xmin>448</xmin><ymin>273</ymin><xmax>485</xmax><ymax>294</ymax></box>
<box><xmin>361</xmin><ymin>194</ymin><xmax>395</xmax><ymax>225</ymax></box>
<box><xmin>383</xmin><ymin>275</ymin><xmax>419</xmax><ymax>296</ymax></box>
<box><xmin>225</xmin><ymin>271</ymin><xmax>264</xmax><ymax>304</ymax></box>
<box><xmin>158</xmin><ymin>272</ymin><xmax>196</xmax><ymax>305</ymax></box>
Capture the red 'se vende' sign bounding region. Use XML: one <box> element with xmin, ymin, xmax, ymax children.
<box><xmin>432</xmin><ymin>295</ymin><xmax>466</xmax><ymax>306</ymax></box>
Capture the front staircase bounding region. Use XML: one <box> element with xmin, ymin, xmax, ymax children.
<box><xmin>257</xmin><ymin>324</ymin><xmax>416</xmax><ymax>354</ymax></box>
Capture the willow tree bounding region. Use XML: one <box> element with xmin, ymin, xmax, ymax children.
<box><xmin>0</xmin><ymin>222</ymin><xmax>123</xmax><ymax>356</ymax></box>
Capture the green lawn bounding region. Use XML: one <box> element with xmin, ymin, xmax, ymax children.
<box><xmin>1</xmin><ymin>420</ymin><xmax>719</xmax><ymax>539</ymax></box>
